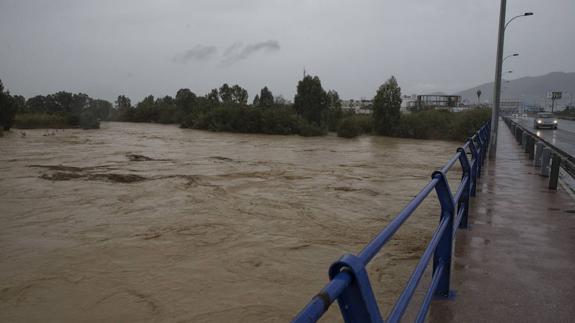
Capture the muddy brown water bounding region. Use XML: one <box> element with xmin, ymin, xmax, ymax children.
<box><xmin>0</xmin><ymin>122</ymin><xmax>462</xmax><ymax>322</ymax></box>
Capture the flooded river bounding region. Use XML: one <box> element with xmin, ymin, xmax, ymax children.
<box><xmin>0</xmin><ymin>122</ymin><xmax>461</xmax><ymax>322</ymax></box>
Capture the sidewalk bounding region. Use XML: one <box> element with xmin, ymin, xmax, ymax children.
<box><xmin>428</xmin><ymin>121</ymin><xmax>575</xmax><ymax>322</ymax></box>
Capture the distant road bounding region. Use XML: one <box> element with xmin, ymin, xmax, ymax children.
<box><xmin>512</xmin><ymin>117</ymin><xmax>575</xmax><ymax>158</ymax></box>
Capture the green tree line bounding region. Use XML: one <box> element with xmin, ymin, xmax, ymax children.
<box><xmin>1</xmin><ymin>79</ymin><xmax>104</xmax><ymax>130</ymax></box>
<box><xmin>1</xmin><ymin>76</ymin><xmax>490</xmax><ymax>141</ymax></box>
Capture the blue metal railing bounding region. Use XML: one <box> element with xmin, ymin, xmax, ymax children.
<box><xmin>293</xmin><ymin>122</ymin><xmax>491</xmax><ymax>323</ymax></box>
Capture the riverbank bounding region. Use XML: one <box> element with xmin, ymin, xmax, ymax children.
<box><xmin>0</xmin><ymin>122</ymin><xmax>463</xmax><ymax>322</ymax></box>
<box><xmin>14</xmin><ymin>112</ymin><xmax>100</xmax><ymax>129</ymax></box>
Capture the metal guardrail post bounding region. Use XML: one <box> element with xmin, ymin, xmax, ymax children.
<box><xmin>527</xmin><ymin>136</ymin><xmax>535</xmax><ymax>158</ymax></box>
<box><xmin>540</xmin><ymin>148</ymin><xmax>551</xmax><ymax>177</ymax></box>
<box><xmin>457</xmin><ymin>148</ymin><xmax>471</xmax><ymax>229</ymax></box>
<box><xmin>521</xmin><ymin>132</ymin><xmax>527</xmax><ymax>148</ymax></box>
<box><xmin>549</xmin><ymin>154</ymin><xmax>561</xmax><ymax>190</ymax></box>
<box><xmin>328</xmin><ymin>254</ymin><xmax>383</xmax><ymax>323</ymax></box>
<box><xmin>431</xmin><ymin>171</ymin><xmax>455</xmax><ymax>298</ymax></box>
<box><xmin>534</xmin><ymin>142</ymin><xmax>544</xmax><ymax>167</ymax></box>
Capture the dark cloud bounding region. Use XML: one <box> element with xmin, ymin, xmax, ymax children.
<box><xmin>173</xmin><ymin>45</ymin><xmax>218</xmax><ymax>64</ymax></box>
<box><xmin>221</xmin><ymin>40</ymin><xmax>280</xmax><ymax>65</ymax></box>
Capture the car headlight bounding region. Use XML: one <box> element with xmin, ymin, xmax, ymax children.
<box><xmin>554</xmin><ymin>120</ymin><xmax>558</xmax><ymax>123</ymax></box>
<box><xmin>537</xmin><ymin>120</ymin><xmax>542</xmax><ymax>124</ymax></box>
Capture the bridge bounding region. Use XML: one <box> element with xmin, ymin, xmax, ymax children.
<box><xmin>293</xmin><ymin>119</ymin><xmax>575</xmax><ymax>322</ymax></box>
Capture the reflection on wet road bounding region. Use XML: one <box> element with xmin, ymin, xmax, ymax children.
<box><xmin>429</xmin><ymin>120</ymin><xmax>575</xmax><ymax>322</ymax></box>
<box><xmin>514</xmin><ymin>117</ymin><xmax>575</xmax><ymax>156</ymax></box>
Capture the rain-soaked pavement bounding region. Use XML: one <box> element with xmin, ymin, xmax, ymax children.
<box><xmin>428</xmin><ymin>120</ymin><xmax>575</xmax><ymax>323</ymax></box>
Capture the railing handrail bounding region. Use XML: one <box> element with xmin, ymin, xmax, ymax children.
<box><xmin>293</xmin><ymin>121</ymin><xmax>491</xmax><ymax>323</ymax></box>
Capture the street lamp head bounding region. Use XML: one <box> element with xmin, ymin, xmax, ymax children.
<box><xmin>524</xmin><ymin>12</ymin><xmax>534</xmax><ymax>16</ymax></box>
<box><xmin>513</xmin><ymin>53</ymin><xmax>519</xmax><ymax>56</ymax></box>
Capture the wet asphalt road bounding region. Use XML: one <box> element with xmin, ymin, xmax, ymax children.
<box><xmin>428</xmin><ymin>120</ymin><xmax>575</xmax><ymax>322</ymax></box>
<box><xmin>513</xmin><ymin>117</ymin><xmax>575</xmax><ymax>157</ymax></box>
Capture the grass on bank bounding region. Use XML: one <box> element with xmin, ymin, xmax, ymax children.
<box><xmin>14</xmin><ymin>112</ymin><xmax>100</xmax><ymax>129</ymax></box>
<box><xmin>14</xmin><ymin>113</ymin><xmax>72</xmax><ymax>129</ymax></box>
<box><xmin>336</xmin><ymin>108</ymin><xmax>491</xmax><ymax>141</ymax></box>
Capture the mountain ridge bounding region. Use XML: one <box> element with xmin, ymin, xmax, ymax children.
<box><xmin>455</xmin><ymin>71</ymin><xmax>575</xmax><ymax>106</ymax></box>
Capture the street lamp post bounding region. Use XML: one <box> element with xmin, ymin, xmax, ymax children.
<box><xmin>489</xmin><ymin>3</ymin><xmax>533</xmax><ymax>159</ymax></box>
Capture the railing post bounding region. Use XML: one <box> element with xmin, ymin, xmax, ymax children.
<box><xmin>485</xmin><ymin>123</ymin><xmax>491</xmax><ymax>147</ymax></box>
<box><xmin>479</xmin><ymin>129</ymin><xmax>488</xmax><ymax>163</ymax></box>
<box><xmin>534</xmin><ymin>142</ymin><xmax>544</xmax><ymax>167</ymax></box>
<box><xmin>457</xmin><ymin>148</ymin><xmax>471</xmax><ymax>229</ymax></box>
<box><xmin>527</xmin><ymin>136</ymin><xmax>535</xmax><ymax>160</ymax></box>
<box><xmin>549</xmin><ymin>154</ymin><xmax>561</xmax><ymax>190</ymax></box>
<box><xmin>540</xmin><ymin>148</ymin><xmax>551</xmax><ymax>177</ymax></box>
<box><xmin>328</xmin><ymin>254</ymin><xmax>383</xmax><ymax>323</ymax></box>
<box><xmin>521</xmin><ymin>132</ymin><xmax>527</xmax><ymax>148</ymax></box>
<box><xmin>516</xmin><ymin>128</ymin><xmax>523</xmax><ymax>144</ymax></box>
<box><xmin>474</xmin><ymin>136</ymin><xmax>484</xmax><ymax>177</ymax></box>
<box><xmin>431</xmin><ymin>171</ymin><xmax>455</xmax><ymax>298</ymax></box>
<box><xmin>468</xmin><ymin>139</ymin><xmax>479</xmax><ymax>197</ymax></box>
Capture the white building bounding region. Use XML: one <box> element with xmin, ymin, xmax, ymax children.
<box><xmin>342</xmin><ymin>99</ymin><xmax>373</xmax><ymax>114</ymax></box>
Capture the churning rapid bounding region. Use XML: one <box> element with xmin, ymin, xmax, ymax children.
<box><xmin>0</xmin><ymin>122</ymin><xmax>461</xmax><ymax>322</ymax></box>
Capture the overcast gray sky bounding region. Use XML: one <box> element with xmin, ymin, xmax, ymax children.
<box><xmin>1</xmin><ymin>0</ymin><xmax>574</xmax><ymax>103</ymax></box>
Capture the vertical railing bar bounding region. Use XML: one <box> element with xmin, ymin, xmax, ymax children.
<box><xmin>386</xmin><ymin>216</ymin><xmax>451</xmax><ymax>323</ymax></box>
<box><xmin>415</xmin><ymin>262</ymin><xmax>446</xmax><ymax>323</ymax></box>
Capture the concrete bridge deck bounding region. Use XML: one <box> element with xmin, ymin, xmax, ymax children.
<box><xmin>429</xmin><ymin>120</ymin><xmax>575</xmax><ymax>322</ymax></box>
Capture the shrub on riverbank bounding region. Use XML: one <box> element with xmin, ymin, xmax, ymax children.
<box><xmin>337</xmin><ymin>118</ymin><xmax>362</xmax><ymax>138</ymax></box>
<box><xmin>336</xmin><ymin>116</ymin><xmax>372</xmax><ymax>138</ymax></box>
<box><xmin>182</xmin><ymin>106</ymin><xmax>324</xmax><ymax>136</ymax></box>
<box><xmin>79</xmin><ymin>111</ymin><xmax>100</xmax><ymax>129</ymax></box>
<box><xmin>14</xmin><ymin>113</ymin><xmax>73</xmax><ymax>129</ymax></box>
<box><xmin>396</xmin><ymin>108</ymin><xmax>491</xmax><ymax>141</ymax></box>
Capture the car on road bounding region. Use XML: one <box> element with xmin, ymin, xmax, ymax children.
<box><xmin>534</xmin><ymin>112</ymin><xmax>558</xmax><ymax>129</ymax></box>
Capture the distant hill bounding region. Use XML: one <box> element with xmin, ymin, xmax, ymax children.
<box><xmin>455</xmin><ymin>72</ymin><xmax>575</xmax><ymax>107</ymax></box>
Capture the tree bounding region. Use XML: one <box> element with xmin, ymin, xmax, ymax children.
<box><xmin>0</xmin><ymin>80</ymin><xmax>16</xmax><ymax>131</ymax></box>
<box><xmin>231</xmin><ymin>85</ymin><xmax>248</xmax><ymax>105</ymax></box>
<box><xmin>89</xmin><ymin>99</ymin><xmax>113</xmax><ymax>120</ymax></box>
<box><xmin>26</xmin><ymin>95</ymin><xmax>49</xmax><ymax>113</ymax></box>
<box><xmin>207</xmin><ymin>88</ymin><xmax>220</xmax><ymax>105</ymax></box>
<box><xmin>476</xmin><ymin>90</ymin><xmax>482</xmax><ymax>104</ymax></box>
<box><xmin>115</xmin><ymin>95</ymin><xmax>132</xmax><ymax>121</ymax></box>
<box><xmin>116</xmin><ymin>95</ymin><xmax>131</xmax><ymax>110</ymax></box>
<box><xmin>219</xmin><ymin>83</ymin><xmax>233</xmax><ymax>105</ymax></box>
<box><xmin>327</xmin><ymin>90</ymin><xmax>342</xmax><ymax>110</ymax></box>
<box><xmin>79</xmin><ymin>109</ymin><xmax>100</xmax><ymax>129</ymax></box>
<box><xmin>258</xmin><ymin>86</ymin><xmax>274</xmax><ymax>107</ymax></box>
<box><xmin>135</xmin><ymin>95</ymin><xmax>157</xmax><ymax>122</ymax></box>
<box><xmin>12</xmin><ymin>95</ymin><xmax>25</xmax><ymax>114</ymax></box>
<box><xmin>252</xmin><ymin>94</ymin><xmax>260</xmax><ymax>106</ymax></box>
<box><xmin>326</xmin><ymin>90</ymin><xmax>343</xmax><ymax>131</ymax></box>
<box><xmin>175</xmin><ymin>88</ymin><xmax>197</xmax><ymax>114</ymax></box>
<box><xmin>373</xmin><ymin>76</ymin><xmax>402</xmax><ymax>135</ymax></box>
<box><xmin>293</xmin><ymin>75</ymin><xmax>328</xmax><ymax>127</ymax></box>
<box><xmin>275</xmin><ymin>95</ymin><xmax>288</xmax><ymax>106</ymax></box>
